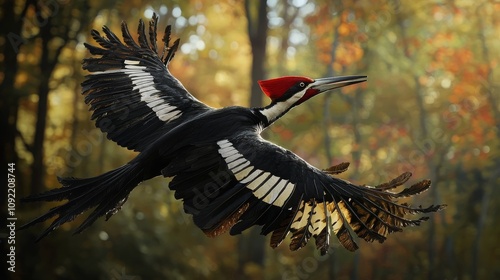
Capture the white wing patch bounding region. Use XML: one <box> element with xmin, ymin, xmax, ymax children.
<box><xmin>90</xmin><ymin>60</ymin><xmax>182</xmax><ymax>122</ymax></box>
<box><xmin>217</xmin><ymin>139</ymin><xmax>295</xmax><ymax>207</ymax></box>
<box><xmin>124</xmin><ymin>59</ymin><xmax>140</xmax><ymax>65</ymax></box>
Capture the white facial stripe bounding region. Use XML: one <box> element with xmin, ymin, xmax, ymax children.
<box><xmin>90</xmin><ymin>61</ymin><xmax>182</xmax><ymax>123</ymax></box>
<box><xmin>217</xmin><ymin>140</ymin><xmax>295</xmax><ymax>207</ymax></box>
<box><xmin>259</xmin><ymin>87</ymin><xmax>309</xmax><ymax>123</ymax></box>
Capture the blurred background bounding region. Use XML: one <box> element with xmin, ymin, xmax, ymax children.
<box><xmin>1</xmin><ymin>0</ymin><xmax>499</xmax><ymax>279</ymax></box>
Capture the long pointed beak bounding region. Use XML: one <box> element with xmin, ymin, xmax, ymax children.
<box><xmin>311</xmin><ymin>75</ymin><xmax>367</xmax><ymax>93</ymax></box>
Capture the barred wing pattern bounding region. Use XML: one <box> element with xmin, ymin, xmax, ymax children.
<box><xmin>82</xmin><ymin>14</ymin><xmax>212</xmax><ymax>151</ymax></box>
<box><xmin>163</xmin><ymin>134</ymin><xmax>444</xmax><ymax>255</ymax></box>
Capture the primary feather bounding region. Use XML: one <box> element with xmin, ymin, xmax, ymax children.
<box><xmin>20</xmin><ymin>14</ymin><xmax>445</xmax><ymax>255</ymax></box>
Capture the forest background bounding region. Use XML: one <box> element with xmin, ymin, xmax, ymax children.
<box><xmin>1</xmin><ymin>0</ymin><xmax>499</xmax><ymax>279</ymax></box>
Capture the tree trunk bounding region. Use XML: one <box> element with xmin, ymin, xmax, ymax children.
<box><xmin>31</xmin><ymin>39</ymin><xmax>51</xmax><ymax>194</ymax></box>
<box><xmin>0</xmin><ymin>0</ymin><xmax>20</xmax><ymax>160</ymax></box>
<box><xmin>275</xmin><ymin>1</ymin><xmax>298</xmax><ymax>74</ymax></box>
<box><xmin>323</xmin><ymin>12</ymin><xmax>342</xmax><ymax>164</ymax></box>
<box><xmin>236</xmin><ymin>0</ymin><xmax>268</xmax><ymax>276</ymax></box>
<box><xmin>470</xmin><ymin>6</ymin><xmax>497</xmax><ymax>278</ymax></box>
<box><xmin>0</xmin><ymin>0</ymin><xmax>32</xmax><ymax>193</ymax></box>
<box><xmin>30</xmin><ymin>17</ymin><xmax>66</xmax><ymax>194</ymax></box>
<box><xmin>393</xmin><ymin>7</ymin><xmax>442</xmax><ymax>278</ymax></box>
<box><xmin>349</xmin><ymin>88</ymin><xmax>363</xmax><ymax>280</ymax></box>
<box><xmin>30</xmin><ymin>1</ymin><xmax>79</xmax><ymax>193</ymax></box>
<box><xmin>0</xmin><ymin>1</ymin><xmax>33</xmax><ymax>279</ymax></box>
<box><xmin>245</xmin><ymin>0</ymin><xmax>268</xmax><ymax>108</ymax></box>
<box><xmin>322</xmin><ymin>2</ymin><xmax>343</xmax><ymax>278</ymax></box>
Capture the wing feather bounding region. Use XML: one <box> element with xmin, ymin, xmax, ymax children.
<box><xmin>82</xmin><ymin>13</ymin><xmax>212</xmax><ymax>151</ymax></box>
<box><xmin>149</xmin><ymin>13</ymin><xmax>158</xmax><ymax>53</ymax></box>
<box><xmin>163</xmin><ymin>135</ymin><xmax>445</xmax><ymax>255</ymax></box>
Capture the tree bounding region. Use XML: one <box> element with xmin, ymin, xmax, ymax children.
<box><xmin>245</xmin><ymin>0</ymin><xmax>268</xmax><ymax>108</ymax></box>
<box><xmin>1</xmin><ymin>2</ymin><xmax>34</xmax><ymax>277</ymax></box>
<box><xmin>235</xmin><ymin>1</ymin><xmax>269</xmax><ymax>276</ymax></box>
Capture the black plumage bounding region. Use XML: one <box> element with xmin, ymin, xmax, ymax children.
<box><xmin>20</xmin><ymin>14</ymin><xmax>445</xmax><ymax>255</ymax></box>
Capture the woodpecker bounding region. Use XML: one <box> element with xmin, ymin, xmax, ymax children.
<box><xmin>21</xmin><ymin>14</ymin><xmax>444</xmax><ymax>255</ymax></box>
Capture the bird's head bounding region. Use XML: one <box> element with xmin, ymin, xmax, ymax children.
<box><xmin>258</xmin><ymin>75</ymin><xmax>367</xmax><ymax>105</ymax></box>
<box><xmin>257</xmin><ymin>75</ymin><xmax>367</xmax><ymax>124</ymax></box>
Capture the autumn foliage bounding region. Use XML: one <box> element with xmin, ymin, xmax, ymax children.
<box><xmin>2</xmin><ymin>0</ymin><xmax>499</xmax><ymax>279</ymax></box>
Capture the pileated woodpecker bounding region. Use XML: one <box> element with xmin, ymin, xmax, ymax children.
<box><xmin>21</xmin><ymin>14</ymin><xmax>444</xmax><ymax>255</ymax></box>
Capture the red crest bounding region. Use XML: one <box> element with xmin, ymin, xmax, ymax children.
<box><xmin>258</xmin><ymin>76</ymin><xmax>314</xmax><ymax>101</ymax></box>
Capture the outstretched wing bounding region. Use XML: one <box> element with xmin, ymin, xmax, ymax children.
<box><xmin>163</xmin><ymin>134</ymin><xmax>445</xmax><ymax>255</ymax></box>
<box><xmin>82</xmin><ymin>14</ymin><xmax>213</xmax><ymax>151</ymax></box>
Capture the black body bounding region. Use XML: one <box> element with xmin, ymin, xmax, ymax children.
<box><xmin>20</xmin><ymin>14</ymin><xmax>445</xmax><ymax>255</ymax></box>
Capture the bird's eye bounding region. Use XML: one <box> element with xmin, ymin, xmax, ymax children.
<box><xmin>299</xmin><ymin>82</ymin><xmax>305</xmax><ymax>87</ymax></box>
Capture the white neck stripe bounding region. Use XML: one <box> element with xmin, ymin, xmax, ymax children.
<box><xmin>259</xmin><ymin>87</ymin><xmax>309</xmax><ymax>123</ymax></box>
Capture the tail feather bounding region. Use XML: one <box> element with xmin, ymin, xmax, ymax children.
<box><xmin>19</xmin><ymin>163</ymin><xmax>142</xmax><ymax>241</ymax></box>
